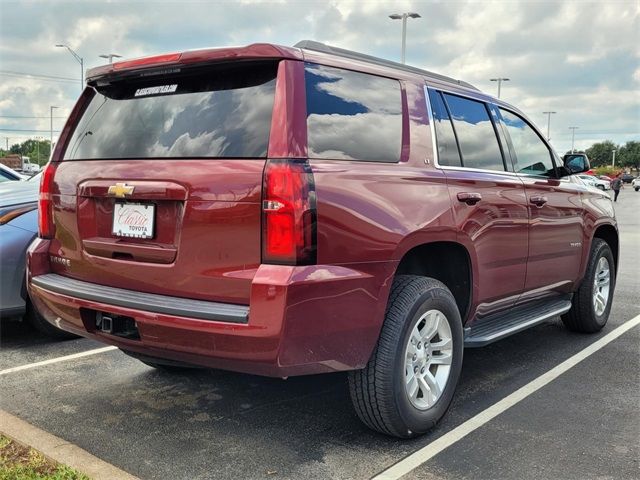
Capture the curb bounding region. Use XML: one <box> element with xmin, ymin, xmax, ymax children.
<box><xmin>0</xmin><ymin>409</ymin><xmax>139</xmax><ymax>480</ymax></box>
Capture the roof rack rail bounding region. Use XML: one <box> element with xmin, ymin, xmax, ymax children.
<box><xmin>293</xmin><ymin>40</ymin><xmax>479</xmax><ymax>91</ymax></box>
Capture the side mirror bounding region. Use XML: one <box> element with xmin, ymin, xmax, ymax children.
<box><xmin>563</xmin><ymin>153</ymin><xmax>591</xmax><ymax>175</ymax></box>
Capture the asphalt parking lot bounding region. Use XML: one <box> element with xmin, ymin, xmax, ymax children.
<box><xmin>2</xmin><ymin>189</ymin><xmax>639</xmax><ymax>480</ymax></box>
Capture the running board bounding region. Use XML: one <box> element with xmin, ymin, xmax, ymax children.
<box><xmin>464</xmin><ymin>298</ymin><xmax>572</xmax><ymax>348</ymax></box>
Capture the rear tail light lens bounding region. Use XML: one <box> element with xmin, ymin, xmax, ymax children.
<box><xmin>38</xmin><ymin>162</ymin><xmax>58</xmax><ymax>239</ymax></box>
<box><xmin>262</xmin><ymin>159</ymin><xmax>317</xmax><ymax>265</ymax></box>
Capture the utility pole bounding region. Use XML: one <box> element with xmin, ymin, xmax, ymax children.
<box><xmin>56</xmin><ymin>44</ymin><xmax>84</xmax><ymax>92</ymax></box>
<box><xmin>50</xmin><ymin>106</ymin><xmax>59</xmax><ymax>148</ymax></box>
<box><xmin>612</xmin><ymin>149</ymin><xmax>616</xmax><ymax>168</ymax></box>
<box><xmin>490</xmin><ymin>78</ymin><xmax>510</xmax><ymax>98</ymax></box>
<box><xmin>568</xmin><ymin>126</ymin><xmax>579</xmax><ymax>153</ymax></box>
<box><xmin>389</xmin><ymin>12</ymin><xmax>421</xmax><ymax>64</ymax></box>
<box><xmin>542</xmin><ymin>111</ymin><xmax>556</xmax><ymax>141</ymax></box>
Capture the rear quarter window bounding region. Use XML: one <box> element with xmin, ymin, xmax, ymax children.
<box><xmin>305</xmin><ymin>63</ymin><xmax>402</xmax><ymax>162</ymax></box>
<box><xmin>63</xmin><ymin>62</ymin><xmax>278</xmax><ymax>160</ymax></box>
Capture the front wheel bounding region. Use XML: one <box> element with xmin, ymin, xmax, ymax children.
<box><xmin>348</xmin><ymin>275</ymin><xmax>463</xmax><ymax>438</ymax></box>
<box><xmin>562</xmin><ymin>239</ymin><xmax>615</xmax><ymax>333</ymax></box>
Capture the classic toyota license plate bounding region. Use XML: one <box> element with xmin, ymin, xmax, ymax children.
<box><xmin>112</xmin><ymin>202</ymin><xmax>155</xmax><ymax>239</ymax></box>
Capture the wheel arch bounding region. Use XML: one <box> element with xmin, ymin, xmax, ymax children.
<box><xmin>395</xmin><ymin>241</ymin><xmax>473</xmax><ymax>322</ymax></box>
<box><xmin>593</xmin><ymin>224</ymin><xmax>619</xmax><ymax>274</ymax></box>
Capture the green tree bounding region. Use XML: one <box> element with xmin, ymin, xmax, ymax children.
<box><xmin>8</xmin><ymin>139</ymin><xmax>51</xmax><ymax>165</ymax></box>
<box><xmin>617</xmin><ymin>141</ymin><xmax>640</xmax><ymax>171</ymax></box>
<box><xmin>585</xmin><ymin>140</ymin><xmax>618</xmax><ymax>168</ymax></box>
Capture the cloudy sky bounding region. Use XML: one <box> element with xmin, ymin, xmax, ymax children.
<box><xmin>1</xmin><ymin>0</ymin><xmax>638</xmax><ymax>155</ymax></box>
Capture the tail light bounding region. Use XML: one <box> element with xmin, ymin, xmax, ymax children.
<box><xmin>38</xmin><ymin>162</ymin><xmax>58</xmax><ymax>239</ymax></box>
<box><xmin>262</xmin><ymin>159</ymin><xmax>317</xmax><ymax>265</ymax></box>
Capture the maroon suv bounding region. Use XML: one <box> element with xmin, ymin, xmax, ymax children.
<box><xmin>28</xmin><ymin>41</ymin><xmax>618</xmax><ymax>438</ymax></box>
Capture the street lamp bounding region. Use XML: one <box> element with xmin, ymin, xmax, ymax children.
<box><xmin>542</xmin><ymin>111</ymin><xmax>557</xmax><ymax>141</ymax></box>
<box><xmin>99</xmin><ymin>53</ymin><xmax>122</xmax><ymax>63</ymax></box>
<box><xmin>389</xmin><ymin>12</ymin><xmax>421</xmax><ymax>64</ymax></box>
<box><xmin>489</xmin><ymin>78</ymin><xmax>510</xmax><ymax>98</ymax></box>
<box><xmin>56</xmin><ymin>44</ymin><xmax>84</xmax><ymax>92</ymax></box>
<box><xmin>568</xmin><ymin>126</ymin><xmax>579</xmax><ymax>153</ymax></box>
<box><xmin>50</xmin><ymin>106</ymin><xmax>59</xmax><ymax>148</ymax></box>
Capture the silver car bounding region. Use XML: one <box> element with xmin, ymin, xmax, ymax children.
<box><xmin>0</xmin><ymin>174</ymin><xmax>75</xmax><ymax>338</ymax></box>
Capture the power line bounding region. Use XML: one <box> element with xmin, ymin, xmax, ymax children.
<box><xmin>0</xmin><ymin>70</ymin><xmax>80</xmax><ymax>84</ymax></box>
<box><xmin>0</xmin><ymin>115</ymin><xmax>67</xmax><ymax>119</ymax></box>
<box><xmin>0</xmin><ymin>128</ymin><xmax>62</xmax><ymax>132</ymax></box>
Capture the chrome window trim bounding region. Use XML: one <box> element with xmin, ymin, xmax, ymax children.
<box><xmin>424</xmin><ymin>85</ymin><xmax>518</xmax><ymax>178</ymax></box>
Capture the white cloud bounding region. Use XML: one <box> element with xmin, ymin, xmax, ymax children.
<box><xmin>0</xmin><ymin>0</ymin><xmax>638</xmax><ymax>155</ymax></box>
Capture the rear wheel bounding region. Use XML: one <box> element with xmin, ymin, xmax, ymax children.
<box><xmin>348</xmin><ymin>275</ymin><xmax>463</xmax><ymax>438</ymax></box>
<box><xmin>562</xmin><ymin>238</ymin><xmax>615</xmax><ymax>333</ymax></box>
<box><xmin>25</xmin><ymin>300</ymin><xmax>78</xmax><ymax>340</ymax></box>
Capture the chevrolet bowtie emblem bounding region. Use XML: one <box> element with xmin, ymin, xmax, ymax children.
<box><xmin>107</xmin><ymin>183</ymin><xmax>135</xmax><ymax>198</ymax></box>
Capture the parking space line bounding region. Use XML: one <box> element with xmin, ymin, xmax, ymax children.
<box><xmin>0</xmin><ymin>346</ymin><xmax>118</xmax><ymax>376</ymax></box>
<box><xmin>373</xmin><ymin>313</ymin><xmax>640</xmax><ymax>480</ymax></box>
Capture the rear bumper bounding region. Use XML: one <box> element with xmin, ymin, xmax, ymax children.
<box><xmin>27</xmin><ymin>238</ymin><xmax>394</xmax><ymax>377</ymax></box>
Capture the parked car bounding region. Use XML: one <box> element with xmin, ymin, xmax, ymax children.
<box><xmin>577</xmin><ymin>174</ymin><xmax>610</xmax><ymax>190</ymax></box>
<box><xmin>0</xmin><ymin>174</ymin><xmax>76</xmax><ymax>338</ymax></box>
<box><xmin>632</xmin><ymin>177</ymin><xmax>640</xmax><ymax>191</ymax></box>
<box><xmin>620</xmin><ymin>173</ymin><xmax>635</xmax><ymax>183</ymax></box>
<box><xmin>27</xmin><ymin>41</ymin><xmax>618</xmax><ymax>438</ymax></box>
<box><xmin>0</xmin><ymin>163</ymin><xmax>26</xmax><ymax>182</ymax></box>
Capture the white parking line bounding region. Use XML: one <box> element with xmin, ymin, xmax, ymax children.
<box><xmin>0</xmin><ymin>346</ymin><xmax>118</xmax><ymax>376</ymax></box>
<box><xmin>373</xmin><ymin>313</ymin><xmax>640</xmax><ymax>480</ymax></box>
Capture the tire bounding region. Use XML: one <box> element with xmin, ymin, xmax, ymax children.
<box><xmin>348</xmin><ymin>275</ymin><xmax>463</xmax><ymax>438</ymax></box>
<box><xmin>597</xmin><ymin>185</ymin><xmax>605</xmax><ymax>191</ymax></box>
<box><xmin>562</xmin><ymin>238</ymin><xmax>615</xmax><ymax>333</ymax></box>
<box><xmin>120</xmin><ymin>349</ymin><xmax>203</xmax><ymax>372</ymax></box>
<box><xmin>25</xmin><ymin>300</ymin><xmax>79</xmax><ymax>340</ymax></box>
<box><xmin>634</xmin><ymin>187</ymin><xmax>639</xmax><ymax>192</ymax></box>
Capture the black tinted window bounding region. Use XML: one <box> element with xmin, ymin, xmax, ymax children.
<box><xmin>500</xmin><ymin>109</ymin><xmax>554</xmax><ymax>177</ymax></box>
<box><xmin>63</xmin><ymin>62</ymin><xmax>278</xmax><ymax>160</ymax></box>
<box><xmin>305</xmin><ymin>63</ymin><xmax>402</xmax><ymax>162</ymax></box>
<box><xmin>443</xmin><ymin>94</ymin><xmax>504</xmax><ymax>171</ymax></box>
<box><xmin>428</xmin><ymin>90</ymin><xmax>461</xmax><ymax>167</ymax></box>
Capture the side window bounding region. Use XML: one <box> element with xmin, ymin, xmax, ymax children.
<box><xmin>500</xmin><ymin>109</ymin><xmax>555</xmax><ymax>177</ymax></box>
<box><xmin>305</xmin><ymin>63</ymin><xmax>402</xmax><ymax>162</ymax></box>
<box><xmin>442</xmin><ymin>93</ymin><xmax>505</xmax><ymax>172</ymax></box>
<box><xmin>427</xmin><ymin>89</ymin><xmax>462</xmax><ymax>167</ymax></box>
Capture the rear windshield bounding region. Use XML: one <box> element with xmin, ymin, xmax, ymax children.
<box><xmin>63</xmin><ymin>62</ymin><xmax>278</xmax><ymax>160</ymax></box>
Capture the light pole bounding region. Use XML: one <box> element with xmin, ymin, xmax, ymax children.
<box><xmin>542</xmin><ymin>111</ymin><xmax>556</xmax><ymax>141</ymax></box>
<box><xmin>389</xmin><ymin>12</ymin><xmax>421</xmax><ymax>64</ymax></box>
<box><xmin>612</xmin><ymin>149</ymin><xmax>616</xmax><ymax>168</ymax></box>
<box><xmin>56</xmin><ymin>44</ymin><xmax>84</xmax><ymax>92</ymax></box>
<box><xmin>490</xmin><ymin>78</ymin><xmax>510</xmax><ymax>98</ymax></box>
<box><xmin>99</xmin><ymin>53</ymin><xmax>122</xmax><ymax>63</ymax></box>
<box><xmin>568</xmin><ymin>126</ymin><xmax>579</xmax><ymax>153</ymax></box>
<box><xmin>50</xmin><ymin>106</ymin><xmax>59</xmax><ymax>148</ymax></box>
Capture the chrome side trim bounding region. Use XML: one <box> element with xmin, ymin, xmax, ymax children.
<box><xmin>31</xmin><ymin>273</ymin><xmax>249</xmax><ymax>324</ymax></box>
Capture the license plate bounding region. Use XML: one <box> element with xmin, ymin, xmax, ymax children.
<box><xmin>112</xmin><ymin>202</ymin><xmax>155</xmax><ymax>239</ymax></box>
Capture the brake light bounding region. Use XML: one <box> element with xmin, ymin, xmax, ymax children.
<box><xmin>38</xmin><ymin>162</ymin><xmax>58</xmax><ymax>239</ymax></box>
<box><xmin>262</xmin><ymin>159</ymin><xmax>317</xmax><ymax>265</ymax></box>
<box><xmin>113</xmin><ymin>53</ymin><xmax>181</xmax><ymax>70</ymax></box>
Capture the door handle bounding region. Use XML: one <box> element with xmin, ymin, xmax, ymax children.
<box><xmin>529</xmin><ymin>195</ymin><xmax>548</xmax><ymax>207</ymax></box>
<box><xmin>457</xmin><ymin>192</ymin><xmax>482</xmax><ymax>205</ymax></box>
